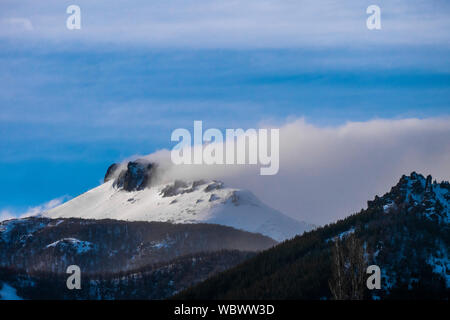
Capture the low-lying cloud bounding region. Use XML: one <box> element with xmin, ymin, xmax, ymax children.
<box><xmin>141</xmin><ymin>117</ymin><xmax>450</xmax><ymax>225</ymax></box>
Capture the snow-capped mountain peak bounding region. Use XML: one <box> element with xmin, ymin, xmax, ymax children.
<box><xmin>45</xmin><ymin>161</ymin><xmax>313</xmax><ymax>241</ymax></box>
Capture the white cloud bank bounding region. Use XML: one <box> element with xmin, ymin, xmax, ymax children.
<box><xmin>141</xmin><ymin>117</ymin><xmax>450</xmax><ymax>225</ymax></box>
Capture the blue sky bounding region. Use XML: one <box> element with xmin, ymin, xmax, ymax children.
<box><xmin>1</xmin><ymin>0</ymin><xmax>450</xmax><ymax>218</ymax></box>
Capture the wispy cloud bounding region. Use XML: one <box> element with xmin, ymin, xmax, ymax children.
<box><xmin>0</xmin><ymin>196</ymin><xmax>70</xmax><ymax>221</ymax></box>
<box><xmin>2</xmin><ymin>17</ymin><xmax>33</xmax><ymax>31</ymax></box>
<box><xmin>0</xmin><ymin>210</ymin><xmax>15</xmax><ymax>222</ymax></box>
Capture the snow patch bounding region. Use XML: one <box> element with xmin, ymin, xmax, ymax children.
<box><xmin>326</xmin><ymin>227</ymin><xmax>355</xmax><ymax>242</ymax></box>
<box><xmin>46</xmin><ymin>238</ymin><xmax>95</xmax><ymax>254</ymax></box>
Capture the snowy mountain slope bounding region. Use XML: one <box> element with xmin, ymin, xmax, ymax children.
<box><xmin>44</xmin><ymin>161</ymin><xmax>312</xmax><ymax>241</ymax></box>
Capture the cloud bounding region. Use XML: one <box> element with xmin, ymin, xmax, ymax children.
<box><xmin>0</xmin><ymin>210</ymin><xmax>15</xmax><ymax>222</ymax></box>
<box><xmin>0</xmin><ymin>196</ymin><xmax>70</xmax><ymax>221</ymax></box>
<box><xmin>3</xmin><ymin>117</ymin><xmax>448</xmax><ymax>226</ymax></box>
<box><xmin>2</xmin><ymin>18</ymin><xmax>33</xmax><ymax>31</ymax></box>
<box><xmin>136</xmin><ymin>117</ymin><xmax>450</xmax><ymax>225</ymax></box>
<box><xmin>1</xmin><ymin>0</ymin><xmax>449</xmax><ymax>48</ymax></box>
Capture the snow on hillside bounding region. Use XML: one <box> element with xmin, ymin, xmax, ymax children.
<box><xmin>44</xmin><ymin>179</ymin><xmax>311</xmax><ymax>241</ymax></box>
<box><xmin>46</xmin><ymin>238</ymin><xmax>95</xmax><ymax>254</ymax></box>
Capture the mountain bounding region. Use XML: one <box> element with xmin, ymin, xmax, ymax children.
<box><xmin>0</xmin><ymin>217</ymin><xmax>276</xmax><ymax>299</ymax></box>
<box><xmin>0</xmin><ymin>159</ymin><xmax>312</xmax><ymax>300</ymax></box>
<box><xmin>0</xmin><ymin>217</ymin><xmax>275</xmax><ymax>274</ymax></box>
<box><xmin>176</xmin><ymin>172</ymin><xmax>449</xmax><ymax>300</ymax></box>
<box><xmin>0</xmin><ymin>250</ymin><xmax>256</xmax><ymax>300</ymax></box>
<box><xmin>44</xmin><ymin>160</ymin><xmax>313</xmax><ymax>241</ymax></box>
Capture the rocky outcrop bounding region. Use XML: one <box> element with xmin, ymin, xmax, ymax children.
<box><xmin>160</xmin><ymin>180</ymin><xmax>208</xmax><ymax>197</ymax></box>
<box><xmin>367</xmin><ymin>172</ymin><xmax>449</xmax><ymax>223</ymax></box>
<box><xmin>105</xmin><ymin>160</ymin><xmax>157</xmax><ymax>191</ymax></box>
<box><xmin>104</xmin><ymin>163</ymin><xmax>119</xmax><ymax>182</ymax></box>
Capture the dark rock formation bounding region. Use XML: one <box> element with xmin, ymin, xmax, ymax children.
<box><xmin>113</xmin><ymin>161</ymin><xmax>156</xmax><ymax>191</ymax></box>
<box><xmin>104</xmin><ymin>163</ymin><xmax>119</xmax><ymax>182</ymax></box>
<box><xmin>204</xmin><ymin>181</ymin><xmax>224</xmax><ymax>192</ymax></box>
<box><xmin>160</xmin><ymin>180</ymin><xmax>189</xmax><ymax>197</ymax></box>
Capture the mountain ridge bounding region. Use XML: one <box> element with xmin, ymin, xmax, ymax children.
<box><xmin>0</xmin><ymin>217</ymin><xmax>276</xmax><ymax>274</ymax></box>
<box><xmin>175</xmin><ymin>172</ymin><xmax>450</xmax><ymax>300</ymax></box>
